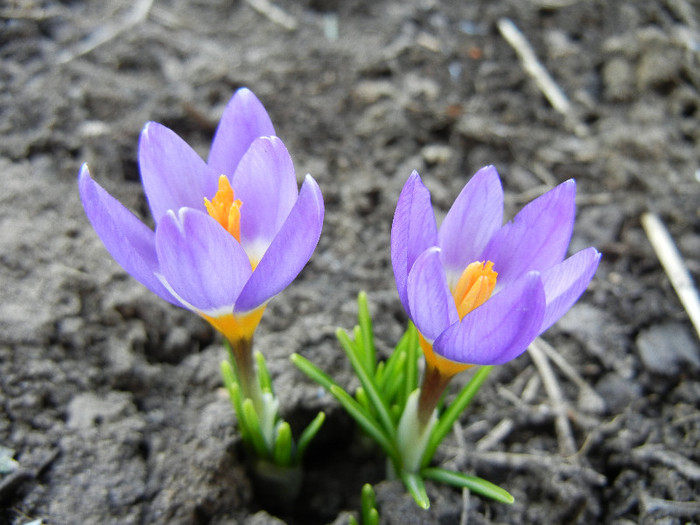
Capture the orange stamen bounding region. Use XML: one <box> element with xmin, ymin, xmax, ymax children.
<box><xmin>204</xmin><ymin>175</ymin><xmax>242</xmax><ymax>241</ymax></box>
<box><xmin>452</xmin><ymin>261</ymin><xmax>497</xmax><ymax>320</ymax></box>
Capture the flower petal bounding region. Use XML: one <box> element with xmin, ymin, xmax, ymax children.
<box><xmin>434</xmin><ymin>272</ymin><xmax>546</xmax><ymax>365</ymax></box>
<box><xmin>78</xmin><ymin>165</ymin><xmax>179</xmax><ymax>305</ymax></box>
<box><xmin>235</xmin><ymin>174</ymin><xmax>324</xmax><ymax>312</ymax></box>
<box><xmin>482</xmin><ymin>179</ymin><xmax>576</xmax><ymax>287</ymax></box>
<box><xmin>406</xmin><ymin>247</ymin><xmax>459</xmax><ymax>340</ymax></box>
<box><xmin>155</xmin><ymin>208</ymin><xmax>252</xmax><ymax>313</ymax></box>
<box><xmin>208</xmin><ymin>88</ymin><xmax>276</xmax><ymax>178</ymax></box>
<box><xmin>139</xmin><ymin>122</ymin><xmax>219</xmax><ymax>222</ymax></box>
<box><xmin>231</xmin><ymin>136</ymin><xmax>299</xmax><ymax>261</ymax></box>
<box><xmin>540</xmin><ymin>247</ymin><xmax>601</xmax><ymax>332</ymax></box>
<box><xmin>438</xmin><ymin>166</ymin><xmax>503</xmax><ymax>281</ymax></box>
<box><xmin>391</xmin><ymin>171</ymin><xmax>438</xmax><ymax>314</ymax></box>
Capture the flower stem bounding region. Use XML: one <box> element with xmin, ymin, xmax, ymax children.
<box><xmin>229</xmin><ymin>337</ymin><xmax>264</xmax><ymax>413</ymax></box>
<box><xmin>416</xmin><ymin>363</ymin><xmax>453</xmax><ymax>427</ymax></box>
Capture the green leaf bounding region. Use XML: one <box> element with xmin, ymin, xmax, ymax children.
<box><xmin>273</xmin><ymin>421</ymin><xmax>293</xmax><ymax>466</ymax></box>
<box><xmin>367</xmin><ymin>508</ymin><xmax>379</xmax><ymax>525</ymax></box>
<box><xmin>255</xmin><ymin>351</ymin><xmax>273</xmax><ymax>395</ymax></box>
<box><xmin>356</xmin><ymin>386</ymin><xmax>371</xmax><ymax>412</ymax></box>
<box><xmin>337</xmin><ymin>329</ymin><xmax>396</xmax><ymax>441</ymax></box>
<box><xmin>291</xmin><ymin>353</ymin><xmax>338</xmax><ymax>392</ymax></box>
<box><xmin>421</xmin><ymin>467</ymin><xmax>514</xmax><ymax>504</ymax></box>
<box><xmin>422</xmin><ymin>366</ymin><xmax>492</xmax><ymax>468</ymax></box>
<box><xmin>361</xmin><ymin>483</ymin><xmax>376</xmax><ymax>522</ymax></box>
<box><xmin>400</xmin><ymin>471</ymin><xmax>430</xmax><ymax>509</ymax></box>
<box><xmin>242</xmin><ymin>398</ymin><xmax>271</xmax><ymax>459</ymax></box>
<box><xmin>349</xmin><ymin>517</ymin><xmax>360</xmax><ymax>525</ymax></box>
<box><xmin>329</xmin><ymin>385</ymin><xmax>396</xmax><ymax>460</ymax></box>
<box><xmin>296</xmin><ymin>411</ymin><xmax>325</xmax><ymax>462</ymax></box>
<box><xmin>357</xmin><ymin>291</ymin><xmax>376</xmax><ymax>372</ymax></box>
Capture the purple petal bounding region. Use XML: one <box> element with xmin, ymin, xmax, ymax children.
<box><xmin>230</xmin><ymin>136</ymin><xmax>299</xmax><ymax>261</ymax></box>
<box><xmin>540</xmin><ymin>247</ymin><xmax>601</xmax><ymax>332</ymax></box>
<box><xmin>78</xmin><ymin>165</ymin><xmax>179</xmax><ymax>306</ymax></box>
<box><xmin>434</xmin><ymin>272</ymin><xmax>546</xmax><ymax>365</ymax></box>
<box><xmin>438</xmin><ymin>166</ymin><xmax>504</xmax><ymax>280</ymax></box>
<box><xmin>155</xmin><ymin>208</ymin><xmax>252</xmax><ymax>312</ymax></box>
<box><xmin>208</xmin><ymin>88</ymin><xmax>276</xmax><ymax>178</ymax></box>
<box><xmin>406</xmin><ymin>248</ymin><xmax>459</xmax><ymax>341</ymax></box>
<box><xmin>235</xmin><ymin>174</ymin><xmax>324</xmax><ymax>312</ymax></box>
<box><xmin>482</xmin><ymin>179</ymin><xmax>576</xmax><ymax>287</ymax></box>
<box><xmin>391</xmin><ymin>171</ymin><xmax>438</xmax><ymax>314</ymax></box>
<box><xmin>139</xmin><ymin>122</ymin><xmax>219</xmax><ymax>222</ymax></box>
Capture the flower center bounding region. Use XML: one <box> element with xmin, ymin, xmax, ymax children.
<box><xmin>451</xmin><ymin>261</ymin><xmax>497</xmax><ymax>319</ymax></box>
<box><xmin>204</xmin><ymin>175</ymin><xmax>242</xmax><ymax>242</ymax></box>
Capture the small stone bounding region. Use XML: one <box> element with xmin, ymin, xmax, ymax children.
<box><xmin>420</xmin><ymin>144</ymin><xmax>453</xmax><ymax>165</ymax></box>
<box><xmin>594</xmin><ymin>372</ymin><xmax>642</xmax><ymax>413</ymax></box>
<box><xmin>602</xmin><ymin>57</ymin><xmax>635</xmax><ymax>101</ymax></box>
<box><xmin>636</xmin><ymin>323</ymin><xmax>700</xmax><ymax>376</ymax></box>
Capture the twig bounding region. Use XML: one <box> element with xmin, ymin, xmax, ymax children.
<box><xmin>57</xmin><ymin>0</ymin><xmax>154</xmax><ymax>64</ymax></box>
<box><xmin>497</xmin><ymin>18</ymin><xmax>571</xmax><ymax>116</ymax></box>
<box><xmin>534</xmin><ymin>337</ymin><xmax>606</xmax><ymax>414</ymax></box>
<box><xmin>632</xmin><ymin>445</ymin><xmax>700</xmax><ymax>481</ymax></box>
<box><xmin>460</xmin><ymin>487</ymin><xmax>471</xmax><ymax>525</ymax></box>
<box><xmin>245</xmin><ymin>0</ymin><xmax>297</xmax><ymax>31</ymax></box>
<box><xmin>640</xmin><ymin>492</ymin><xmax>700</xmax><ymax>516</ymax></box>
<box><xmin>467</xmin><ymin>450</ymin><xmax>607</xmax><ymax>486</ymax></box>
<box><xmin>475</xmin><ymin>418</ymin><xmax>514</xmax><ymax>452</ymax></box>
<box><xmin>641</xmin><ymin>212</ymin><xmax>700</xmax><ymax>340</ymax></box>
<box><xmin>528</xmin><ymin>340</ymin><xmax>577</xmax><ymax>456</ymax></box>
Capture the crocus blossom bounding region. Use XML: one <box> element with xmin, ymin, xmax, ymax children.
<box><xmin>391</xmin><ymin>166</ymin><xmax>600</xmax><ymax>376</ymax></box>
<box><xmin>79</xmin><ymin>88</ymin><xmax>324</xmax><ymax>345</ymax></box>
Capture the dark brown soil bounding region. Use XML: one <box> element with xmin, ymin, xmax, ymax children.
<box><xmin>1</xmin><ymin>1</ymin><xmax>699</xmax><ymax>524</ymax></box>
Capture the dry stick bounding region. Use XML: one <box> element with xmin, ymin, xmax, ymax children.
<box><xmin>245</xmin><ymin>0</ymin><xmax>298</xmax><ymax>31</ymax></box>
<box><xmin>57</xmin><ymin>0</ymin><xmax>154</xmax><ymax>64</ymax></box>
<box><xmin>641</xmin><ymin>212</ymin><xmax>700</xmax><ymax>340</ymax></box>
<box><xmin>632</xmin><ymin>445</ymin><xmax>700</xmax><ymax>481</ymax></box>
<box><xmin>459</xmin><ymin>487</ymin><xmax>471</xmax><ymax>525</ymax></box>
<box><xmin>467</xmin><ymin>451</ymin><xmax>607</xmax><ymax>486</ymax></box>
<box><xmin>534</xmin><ymin>337</ymin><xmax>606</xmax><ymax>413</ymax></box>
<box><xmin>475</xmin><ymin>371</ymin><xmax>539</xmax><ymax>452</ymax></box>
<box><xmin>528</xmin><ymin>339</ymin><xmax>577</xmax><ymax>456</ymax></box>
<box><xmin>497</xmin><ymin>17</ymin><xmax>570</xmax><ymax>115</ymax></box>
<box><xmin>497</xmin><ymin>18</ymin><xmax>586</xmax><ymax>136</ymax></box>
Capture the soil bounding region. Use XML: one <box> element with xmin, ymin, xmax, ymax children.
<box><xmin>1</xmin><ymin>0</ymin><xmax>699</xmax><ymax>524</ymax></box>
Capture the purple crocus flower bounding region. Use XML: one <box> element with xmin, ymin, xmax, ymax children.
<box><xmin>392</xmin><ymin>166</ymin><xmax>599</xmax><ymax>378</ymax></box>
<box><xmin>79</xmin><ymin>88</ymin><xmax>324</xmax><ymax>346</ymax></box>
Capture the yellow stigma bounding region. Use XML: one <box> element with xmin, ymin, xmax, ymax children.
<box><xmin>451</xmin><ymin>261</ymin><xmax>497</xmax><ymax>320</ymax></box>
<box><xmin>205</xmin><ymin>175</ymin><xmax>242</xmax><ymax>242</ymax></box>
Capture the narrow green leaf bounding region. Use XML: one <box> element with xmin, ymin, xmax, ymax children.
<box><xmin>357</xmin><ymin>291</ymin><xmax>376</xmax><ymax>372</ymax></box>
<box><xmin>338</xmin><ymin>329</ymin><xmax>396</xmax><ymax>441</ymax></box>
<box><xmin>273</xmin><ymin>421</ymin><xmax>293</xmax><ymax>466</ymax></box>
<box><xmin>356</xmin><ymin>386</ymin><xmax>371</xmax><ymax>412</ymax></box>
<box><xmin>400</xmin><ymin>471</ymin><xmax>430</xmax><ymax>509</ymax></box>
<box><xmin>421</xmin><ymin>467</ymin><xmax>514</xmax><ymax>504</ymax></box>
<box><xmin>422</xmin><ymin>366</ymin><xmax>493</xmax><ymax>468</ymax></box>
<box><xmin>295</xmin><ymin>411</ymin><xmax>325</xmax><ymax>461</ymax></box>
<box><xmin>221</xmin><ymin>362</ymin><xmax>250</xmax><ymax>442</ymax></box>
<box><xmin>329</xmin><ymin>385</ymin><xmax>395</xmax><ymax>460</ymax></box>
<box><xmin>241</xmin><ymin>398</ymin><xmax>271</xmax><ymax>459</ymax></box>
<box><xmin>255</xmin><ymin>351</ymin><xmax>273</xmax><ymax>395</ymax></box>
<box><xmin>361</xmin><ymin>483</ymin><xmax>376</xmax><ymax>521</ymax></box>
<box><xmin>290</xmin><ymin>353</ymin><xmax>338</xmax><ymax>392</ymax></box>
<box><xmin>367</xmin><ymin>508</ymin><xmax>379</xmax><ymax>525</ymax></box>
<box><xmin>349</xmin><ymin>517</ymin><xmax>360</xmax><ymax>525</ymax></box>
